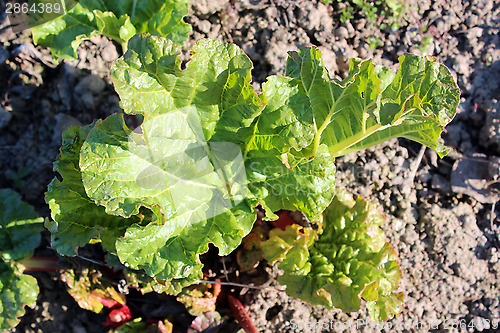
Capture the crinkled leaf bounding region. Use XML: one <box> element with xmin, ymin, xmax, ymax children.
<box><xmin>111</xmin><ymin>34</ymin><xmax>335</xmax><ymax>218</ymax></box>
<box><xmin>246</xmin><ymin>145</ymin><xmax>336</xmax><ymax>220</ymax></box>
<box><xmin>243</xmin><ymin>75</ymin><xmax>314</xmax><ymax>154</ymax></box>
<box><xmin>111</xmin><ymin>35</ymin><xmax>262</xmax><ymax>141</ymax></box>
<box><xmin>261</xmin><ymin>224</ymin><xmax>316</xmax><ymax>270</ymax></box>
<box><xmin>60</xmin><ymin>268</ymin><xmax>124</xmax><ymax>313</ymax></box>
<box><xmin>123</xmin><ymin>267</ymin><xmax>194</xmax><ymax>295</ymax></box>
<box><xmin>0</xmin><ymin>261</ymin><xmax>39</xmax><ymax>330</ymax></box>
<box><xmin>254</xmin><ymin>48</ymin><xmax>459</xmax><ymax>159</ymax></box>
<box><xmin>177</xmin><ymin>285</ymin><xmax>218</xmax><ymax>316</ymax></box>
<box><xmin>31</xmin><ymin>0</ymin><xmax>191</xmax><ymax>61</ymax></box>
<box><xmin>0</xmin><ymin>189</ymin><xmax>43</xmax><ymax>262</ymax></box>
<box><xmin>0</xmin><ymin>190</ymin><xmax>41</xmax><ymax>329</ymax></box>
<box><xmin>77</xmin><ymin>35</ymin><xmax>334</xmax><ymax>284</ymax></box>
<box><xmin>108</xmin><ymin>34</ymin><xmax>335</xmax><ymax>219</ymax></box>
<box><xmin>115</xmin><ymin>201</ymin><xmax>254</xmax><ymax>283</ymax></box>
<box><xmin>31</xmin><ymin>2</ymin><xmax>135</xmax><ymax>61</ymax></box>
<box><xmin>261</xmin><ymin>189</ymin><xmax>403</xmax><ymax>322</ymax></box>
<box><xmin>80</xmin><ymin>111</ymin><xmax>255</xmax><ymax>281</ymax></box>
<box><xmin>45</xmin><ymin>124</ymin><xmax>140</xmax><ymax>256</ymax></box>
<box><xmin>236</xmin><ymin>226</ymin><xmax>266</xmax><ymax>272</ymax></box>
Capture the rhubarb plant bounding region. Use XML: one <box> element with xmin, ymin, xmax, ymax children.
<box><xmin>0</xmin><ymin>189</ymin><xmax>44</xmax><ymax>330</ymax></box>
<box><xmin>261</xmin><ymin>190</ymin><xmax>403</xmax><ymax>322</ymax></box>
<box><xmin>30</xmin><ymin>0</ymin><xmax>191</xmax><ymax>61</ymax></box>
<box><xmin>45</xmin><ymin>33</ymin><xmax>459</xmax><ymax>321</ymax></box>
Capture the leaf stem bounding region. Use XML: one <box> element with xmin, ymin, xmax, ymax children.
<box><xmin>330</xmin><ymin>124</ymin><xmax>383</xmax><ymax>157</ymax></box>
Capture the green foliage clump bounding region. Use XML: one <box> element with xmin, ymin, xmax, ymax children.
<box><xmin>324</xmin><ymin>0</ymin><xmax>405</xmax><ymax>30</ymax></box>
<box><xmin>261</xmin><ymin>190</ymin><xmax>403</xmax><ymax>322</ymax></box>
<box><xmin>30</xmin><ymin>0</ymin><xmax>192</xmax><ymax>61</ymax></box>
<box><xmin>0</xmin><ymin>189</ymin><xmax>43</xmax><ymax>330</ymax></box>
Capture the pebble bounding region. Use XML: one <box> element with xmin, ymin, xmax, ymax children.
<box><xmin>100</xmin><ymin>43</ymin><xmax>119</xmax><ymax>62</ymax></box>
<box><xmin>75</xmin><ymin>75</ymin><xmax>106</xmax><ymax>95</ymax></box>
<box><xmin>467</xmin><ymin>27</ymin><xmax>483</xmax><ymax>39</ymax></box>
<box><xmin>335</xmin><ymin>27</ymin><xmax>349</xmax><ymax>38</ymax></box>
<box><xmin>431</xmin><ymin>173</ymin><xmax>450</xmax><ymax>193</ymax></box>
<box><xmin>417</xmin><ymin>166</ymin><xmax>432</xmax><ymax>183</ymax></box>
<box><xmin>198</xmin><ymin>20</ymin><xmax>211</xmax><ymax>34</ymax></box>
<box><xmin>344</xmin><ymin>21</ymin><xmax>355</xmax><ymax>38</ymax></box>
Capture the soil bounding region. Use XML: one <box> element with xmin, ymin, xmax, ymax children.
<box><xmin>1</xmin><ymin>0</ymin><xmax>499</xmax><ymax>332</ymax></box>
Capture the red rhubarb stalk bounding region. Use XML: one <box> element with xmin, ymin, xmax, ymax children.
<box><xmin>19</xmin><ymin>257</ymin><xmax>58</xmax><ymax>272</ymax></box>
<box><xmin>227</xmin><ymin>294</ymin><xmax>258</xmax><ymax>333</ymax></box>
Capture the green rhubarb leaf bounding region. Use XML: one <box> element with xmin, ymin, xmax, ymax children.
<box><xmin>111</xmin><ymin>34</ymin><xmax>335</xmax><ymax>219</ymax></box>
<box><xmin>111</xmin><ymin>34</ymin><xmax>262</xmax><ymax>141</ymax></box>
<box><xmin>243</xmin><ymin>75</ymin><xmax>315</xmax><ymax>154</ymax></box>
<box><xmin>255</xmin><ymin>48</ymin><xmax>459</xmax><ymax>159</ymax></box>
<box><xmin>27</xmin><ymin>1</ymin><xmax>79</xmax><ymax>28</ymax></box>
<box><xmin>0</xmin><ymin>189</ymin><xmax>43</xmax><ymax>262</ymax></box>
<box><xmin>31</xmin><ymin>2</ymin><xmax>135</xmax><ymax>61</ymax></box>
<box><xmin>45</xmin><ymin>124</ymin><xmax>140</xmax><ymax>256</ymax></box>
<box><xmin>78</xmin><ymin>35</ymin><xmax>336</xmax><ymax>284</ymax></box>
<box><xmin>123</xmin><ymin>266</ymin><xmax>195</xmax><ymax>295</ymax></box>
<box><xmin>0</xmin><ymin>260</ymin><xmax>39</xmax><ymax>330</ymax></box>
<box><xmin>261</xmin><ymin>189</ymin><xmax>403</xmax><ymax>322</ymax></box>
<box><xmin>79</xmin><ymin>110</ymin><xmax>255</xmax><ymax>281</ymax></box>
<box><xmin>260</xmin><ymin>224</ymin><xmax>317</xmax><ymax>268</ymax></box>
<box><xmin>246</xmin><ymin>144</ymin><xmax>336</xmax><ymax>220</ymax></box>
<box><xmin>114</xmin><ymin>196</ymin><xmax>254</xmax><ymax>283</ymax></box>
<box><xmin>0</xmin><ymin>190</ymin><xmax>41</xmax><ymax>330</ymax></box>
<box><xmin>31</xmin><ymin>0</ymin><xmax>191</xmax><ymax>61</ymax></box>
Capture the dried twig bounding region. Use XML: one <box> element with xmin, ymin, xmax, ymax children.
<box><xmin>47</xmin><ymin>246</ymin><xmax>108</xmax><ymax>267</ymax></box>
<box><xmin>221</xmin><ymin>256</ymin><xmax>230</xmax><ymax>282</ymax></box>
<box><xmin>405</xmin><ymin>145</ymin><xmax>426</xmax><ymax>187</ymax></box>
<box><xmin>491</xmin><ymin>202</ymin><xmax>499</xmax><ymax>249</ymax></box>
<box><xmin>197</xmin><ymin>279</ymin><xmax>284</xmax><ymax>292</ymax></box>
